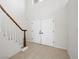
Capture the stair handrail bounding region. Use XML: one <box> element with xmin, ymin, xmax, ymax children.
<box><xmin>0</xmin><ymin>4</ymin><xmax>27</xmax><ymax>48</ymax></box>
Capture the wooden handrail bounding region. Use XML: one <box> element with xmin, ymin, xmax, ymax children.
<box><xmin>0</xmin><ymin>4</ymin><xmax>27</xmax><ymax>48</ymax></box>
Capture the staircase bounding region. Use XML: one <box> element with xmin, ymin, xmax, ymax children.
<box><xmin>0</xmin><ymin>33</ymin><xmax>21</xmax><ymax>58</ymax></box>
<box><xmin>0</xmin><ymin>1</ymin><xmax>27</xmax><ymax>59</ymax></box>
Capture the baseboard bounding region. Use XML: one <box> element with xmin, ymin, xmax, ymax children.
<box><xmin>21</xmin><ymin>47</ymin><xmax>28</xmax><ymax>52</ymax></box>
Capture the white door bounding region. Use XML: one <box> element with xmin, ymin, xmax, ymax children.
<box><xmin>41</xmin><ymin>19</ymin><xmax>54</xmax><ymax>46</ymax></box>
<box><xmin>31</xmin><ymin>19</ymin><xmax>55</xmax><ymax>47</ymax></box>
<box><xmin>31</xmin><ymin>20</ymin><xmax>41</xmax><ymax>44</ymax></box>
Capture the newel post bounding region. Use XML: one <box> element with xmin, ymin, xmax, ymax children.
<box><xmin>23</xmin><ymin>30</ymin><xmax>27</xmax><ymax>48</ymax></box>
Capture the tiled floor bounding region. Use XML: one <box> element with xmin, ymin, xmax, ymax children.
<box><xmin>10</xmin><ymin>42</ymin><xmax>70</xmax><ymax>59</ymax></box>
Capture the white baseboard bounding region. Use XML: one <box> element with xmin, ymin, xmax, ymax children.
<box><xmin>21</xmin><ymin>47</ymin><xmax>28</xmax><ymax>52</ymax></box>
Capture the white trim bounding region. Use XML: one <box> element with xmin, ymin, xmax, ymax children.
<box><xmin>21</xmin><ymin>47</ymin><xmax>28</xmax><ymax>52</ymax></box>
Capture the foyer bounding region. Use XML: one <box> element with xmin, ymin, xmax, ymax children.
<box><xmin>0</xmin><ymin>0</ymin><xmax>78</xmax><ymax>59</ymax></box>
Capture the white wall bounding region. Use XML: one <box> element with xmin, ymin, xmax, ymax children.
<box><xmin>0</xmin><ymin>0</ymin><xmax>27</xmax><ymax>29</ymax></box>
<box><xmin>25</xmin><ymin>0</ymin><xmax>68</xmax><ymax>20</ymax></box>
<box><xmin>67</xmin><ymin>0</ymin><xmax>78</xmax><ymax>59</ymax></box>
<box><xmin>53</xmin><ymin>7</ymin><xmax>68</xmax><ymax>49</ymax></box>
<box><xmin>26</xmin><ymin>0</ymin><xmax>68</xmax><ymax>49</ymax></box>
<box><xmin>0</xmin><ymin>35</ymin><xmax>21</xmax><ymax>58</ymax></box>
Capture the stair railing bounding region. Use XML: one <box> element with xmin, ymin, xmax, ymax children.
<box><xmin>0</xmin><ymin>4</ymin><xmax>27</xmax><ymax>48</ymax></box>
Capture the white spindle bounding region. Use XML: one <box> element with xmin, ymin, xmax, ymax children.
<box><xmin>1</xmin><ymin>15</ymin><xmax>24</xmax><ymax>48</ymax></box>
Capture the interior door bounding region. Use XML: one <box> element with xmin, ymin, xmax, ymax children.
<box><xmin>41</xmin><ymin>19</ymin><xmax>54</xmax><ymax>46</ymax></box>
<box><xmin>31</xmin><ymin>20</ymin><xmax>41</xmax><ymax>44</ymax></box>
<box><xmin>31</xmin><ymin>19</ymin><xmax>55</xmax><ymax>47</ymax></box>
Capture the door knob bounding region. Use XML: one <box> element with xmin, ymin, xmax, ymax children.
<box><xmin>39</xmin><ymin>30</ymin><xmax>43</xmax><ymax>34</ymax></box>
